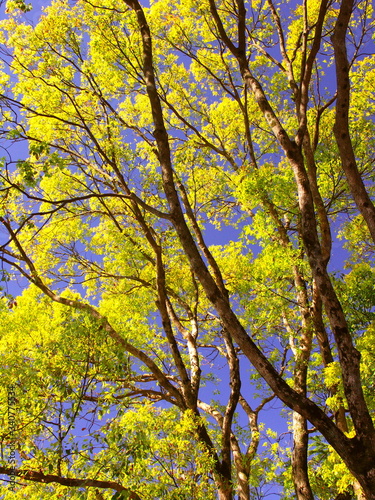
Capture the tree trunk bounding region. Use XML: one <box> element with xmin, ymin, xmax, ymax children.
<box><xmin>217</xmin><ymin>479</ymin><xmax>233</xmax><ymax>500</ymax></box>
<box><xmin>127</xmin><ymin>1</ymin><xmax>375</xmax><ymax>495</ymax></box>
<box><xmin>354</xmin><ymin>481</ymin><xmax>367</xmax><ymax>500</ymax></box>
<box><xmin>289</xmin><ymin>277</ymin><xmax>314</xmax><ymax>500</ymax></box>
<box><xmin>331</xmin><ymin>0</ymin><xmax>375</xmax><ymax>244</ymax></box>
<box><xmin>292</xmin><ymin>412</ymin><xmax>314</xmax><ymax>500</ymax></box>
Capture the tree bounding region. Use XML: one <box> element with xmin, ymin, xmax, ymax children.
<box><xmin>0</xmin><ymin>0</ymin><xmax>374</xmax><ymax>498</ymax></box>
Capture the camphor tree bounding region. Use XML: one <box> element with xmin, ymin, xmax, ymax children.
<box><xmin>0</xmin><ymin>0</ymin><xmax>374</xmax><ymax>498</ymax></box>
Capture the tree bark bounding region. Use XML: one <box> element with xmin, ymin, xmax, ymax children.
<box><xmin>0</xmin><ymin>466</ymin><xmax>139</xmax><ymax>498</ymax></box>
<box><xmin>287</xmin><ymin>277</ymin><xmax>314</xmax><ymax>500</ymax></box>
<box><xmin>113</xmin><ymin>1</ymin><xmax>375</xmax><ymax>496</ymax></box>
<box><xmin>331</xmin><ymin>0</ymin><xmax>375</xmax><ymax>243</ymax></box>
<box><xmin>292</xmin><ymin>412</ymin><xmax>314</xmax><ymax>500</ymax></box>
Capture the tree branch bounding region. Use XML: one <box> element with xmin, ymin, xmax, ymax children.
<box><xmin>0</xmin><ymin>466</ymin><xmax>141</xmax><ymax>498</ymax></box>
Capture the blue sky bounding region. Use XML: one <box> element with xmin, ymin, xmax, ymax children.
<box><xmin>0</xmin><ymin>0</ymin><xmax>370</xmax><ymax>498</ymax></box>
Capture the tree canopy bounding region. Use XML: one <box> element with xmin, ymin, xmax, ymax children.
<box><xmin>0</xmin><ymin>0</ymin><xmax>374</xmax><ymax>498</ymax></box>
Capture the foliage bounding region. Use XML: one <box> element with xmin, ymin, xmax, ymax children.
<box><xmin>0</xmin><ymin>0</ymin><xmax>374</xmax><ymax>499</ymax></box>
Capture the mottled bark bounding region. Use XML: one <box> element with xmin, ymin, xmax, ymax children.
<box><xmin>331</xmin><ymin>0</ymin><xmax>375</xmax><ymax>243</ymax></box>
<box><xmin>292</xmin><ymin>412</ymin><xmax>314</xmax><ymax>500</ymax></box>
<box><xmin>221</xmin><ymin>329</ymin><xmax>241</xmax><ymax>490</ymax></box>
<box><xmin>303</xmin><ymin>131</ymin><xmax>332</xmax><ymax>266</ymax></box>
<box><xmin>285</xmin><ymin>276</ymin><xmax>314</xmax><ymax>500</ymax></box>
<box><xmin>312</xmin><ymin>283</ymin><xmax>348</xmax><ymax>433</ymax></box>
<box><xmin>265</xmin><ymin>194</ymin><xmax>314</xmax><ymax>499</ymax></box>
<box><xmin>114</xmin><ymin>1</ymin><xmax>375</xmax><ymax>496</ymax></box>
<box><xmin>209</xmin><ymin>0</ymin><xmax>375</xmax><ymax>491</ymax></box>
<box><xmin>354</xmin><ymin>481</ymin><xmax>367</xmax><ymax>500</ymax></box>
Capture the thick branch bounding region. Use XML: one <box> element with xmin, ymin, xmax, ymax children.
<box><xmin>331</xmin><ymin>0</ymin><xmax>375</xmax><ymax>243</ymax></box>
<box><xmin>117</xmin><ymin>3</ymin><xmax>375</xmax><ymax>495</ymax></box>
<box><xmin>0</xmin><ymin>466</ymin><xmax>140</xmax><ymax>498</ymax></box>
